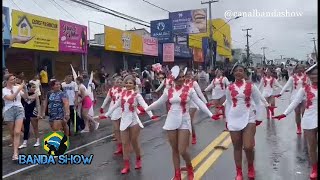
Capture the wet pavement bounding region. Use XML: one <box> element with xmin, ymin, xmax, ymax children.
<box><xmin>2</xmin><ymin>92</ymin><xmax>313</xmax><ymax>180</ymax></box>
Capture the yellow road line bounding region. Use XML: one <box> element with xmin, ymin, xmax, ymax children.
<box><xmin>192</xmin><ymin>131</ymin><xmax>229</xmax><ymax>168</ymax></box>
<box><xmin>194</xmin><ymin>137</ymin><xmax>232</xmax><ymax>180</ymax></box>
<box><xmin>182</xmin><ymin>131</ymin><xmax>229</xmax><ymax>179</ymax></box>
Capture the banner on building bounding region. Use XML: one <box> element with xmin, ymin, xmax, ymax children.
<box><xmin>143</xmin><ymin>36</ymin><xmax>158</xmax><ymax>56</ymax></box>
<box><xmin>59</xmin><ymin>20</ymin><xmax>87</xmax><ymax>53</ymax></box>
<box><xmin>3</xmin><ymin>6</ymin><xmax>11</xmax><ymax>45</ymax></box>
<box><xmin>163</xmin><ymin>43</ymin><xmax>175</xmax><ymax>62</ymax></box>
<box><xmin>193</xmin><ymin>48</ymin><xmax>204</xmax><ymax>62</ymax></box>
<box><xmin>174</xmin><ymin>44</ymin><xmax>191</xmax><ymax>58</ymax></box>
<box><xmin>105</xmin><ymin>26</ymin><xmax>143</xmax><ymax>54</ymax></box>
<box><xmin>150</xmin><ymin>19</ymin><xmax>173</xmax><ymax>43</ymax></box>
<box><xmin>169</xmin><ymin>9</ymin><xmax>207</xmax><ymax>34</ymax></box>
<box><xmin>11</xmin><ymin>10</ymin><xmax>59</xmax><ymax>51</ymax></box>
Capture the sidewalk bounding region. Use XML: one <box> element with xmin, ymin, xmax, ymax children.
<box><xmin>2</xmin><ymin>97</ymin><xmax>105</xmax><ymax>146</ymax></box>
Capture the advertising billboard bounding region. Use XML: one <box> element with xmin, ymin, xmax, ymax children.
<box><xmin>174</xmin><ymin>44</ymin><xmax>191</xmax><ymax>58</ymax></box>
<box><xmin>105</xmin><ymin>26</ymin><xmax>143</xmax><ymax>54</ymax></box>
<box><xmin>59</xmin><ymin>20</ymin><xmax>87</xmax><ymax>53</ymax></box>
<box><xmin>189</xmin><ymin>18</ymin><xmax>232</xmax><ymax>61</ymax></box>
<box><xmin>163</xmin><ymin>43</ymin><xmax>175</xmax><ymax>62</ymax></box>
<box><xmin>169</xmin><ymin>9</ymin><xmax>207</xmax><ymax>34</ymax></box>
<box><xmin>11</xmin><ymin>10</ymin><xmax>59</xmax><ymax>51</ymax></box>
<box><xmin>150</xmin><ymin>19</ymin><xmax>173</xmax><ymax>43</ymax></box>
<box><xmin>143</xmin><ymin>36</ymin><xmax>158</xmax><ymax>56</ymax></box>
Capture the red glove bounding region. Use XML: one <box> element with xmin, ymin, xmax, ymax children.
<box><xmin>216</xmin><ymin>106</ymin><xmax>224</xmax><ymax>110</ymax></box>
<box><xmin>273</xmin><ymin>114</ymin><xmax>286</xmax><ymax>120</ymax></box>
<box><xmin>100</xmin><ymin>108</ymin><xmax>104</xmax><ymax>114</ymax></box>
<box><xmin>137</xmin><ymin>106</ymin><xmax>146</xmax><ymax>113</ymax></box>
<box><xmin>255</xmin><ymin>120</ymin><xmax>262</xmax><ymax>126</ymax></box>
<box><xmin>206</xmin><ymin>103</ymin><xmax>212</xmax><ymax>108</ymax></box>
<box><xmin>99</xmin><ymin>115</ymin><xmax>108</xmax><ymax>119</ymax></box>
<box><xmin>273</xmin><ymin>94</ymin><xmax>281</xmax><ymax>98</ymax></box>
<box><xmin>151</xmin><ymin>115</ymin><xmax>160</xmax><ymax>121</ymax></box>
<box><xmin>211</xmin><ymin>114</ymin><xmax>222</xmax><ymax>121</ymax></box>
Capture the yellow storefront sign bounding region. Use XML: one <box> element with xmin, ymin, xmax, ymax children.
<box><xmin>189</xmin><ymin>18</ymin><xmax>232</xmax><ymax>60</ymax></box>
<box><xmin>11</xmin><ymin>10</ymin><xmax>59</xmax><ymax>51</ymax></box>
<box><xmin>105</xmin><ymin>26</ymin><xmax>143</xmax><ymax>54</ymax></box>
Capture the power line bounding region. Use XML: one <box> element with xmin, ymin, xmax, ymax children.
<box><xmin>68</xmin><ymin>0</ymin><xmax>150</xmax><ymax>27</ymax></box>
<box><xmin>10</xmin><ymin>0</ymin><xmax>23</xmax><ymax>11</ymax></box>
<box><xmin>51</xmin><ymin>0</ymin><xmax>81</xmax><ymax>23</ymax></box>
<box><xmin>142</xmin><ymin>0</ymin><xmax>170</xmax><ymax>13</ymax></box>
<box><xmin>83</xmin><ymin>0</ymin><xmax>150</xmax><ymax>24</ymax></box>
<box><xmin>31</xmin><ymin>0</ymin><xmax>51</xmax><ymax>16</ymax></box>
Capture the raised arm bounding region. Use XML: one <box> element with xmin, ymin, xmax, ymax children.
<box><xmin>105</xmin><ymin>99</ymin><xmax>121</xmax><ymax>117</ymax></box>
<box><xmin>136</xmin><ymin>94</ymin><xmax>153</xmax><ymax>117</ymax></box>
<box><xmin>224</xmin><ymin>77</ymin><xmax>230</xmax><ymax>87</ymax></box>
<box><xmin>204</xmin><ymin>80</ymin><xmax>214</xmax><ymax>92</ymax></box>
<box><xmin>155</xmin><ymin>80</ymin><xmax>165</xmax><ymax>92</ymax></box>
<box><xmin>252</xmin><ymin>84</ymin><xmax>269</xmax><ymax>107</ymax></box>
<box><xmin>193</xmin><ymin>81</ymin><xmax>207</xmax><ymax>103</ymax></box>
<box><xmin>283</xmin><ymin>88</ymin><xmax>305</xmax><ymax>116</ymax></box>
<box><xmin>190</xmin><ymin>89</ymin><xmax>213</xmax><ymax>118</ymax></box>
<box><xmin>274</xmin><ymin>78</ymin><xmax>283</xmax><ymax>89</ymax></box>
<box><xmin>101</xmin><ymin>89</ymin><xmax>111</xmax><ymax>109</ymax></box>
<box><xmin>146</xmin><ymin>90</ymin><xmax>168</xmax><ymax>111</ymax></box>
<box><xmin>280</xmin><ymin>77</ymin><xmax>293</xmax><ymax>95</ymax></box>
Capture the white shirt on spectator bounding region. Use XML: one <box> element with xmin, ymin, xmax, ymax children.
<box><xmin>61</xmin><ymin>81</ymin><xmax>78</xmax><ymax>106</ymax></box>
<box><xmin>2</xmin><ymin>86</ymin><xmax>24</xmax><ymax>112</ymax></box>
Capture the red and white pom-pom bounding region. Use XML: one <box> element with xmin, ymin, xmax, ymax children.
<box><xmin>152</xmin><ymin>63</ymin><xmax>163</xmax><ymax>73</ymax></box>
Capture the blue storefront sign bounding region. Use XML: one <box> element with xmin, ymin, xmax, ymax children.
<box><xmin>202</xmin><ymin>37</ymin><xmax>210</xmax><ymax>66</ymax></box>
<box><xmin>3</xmin><ymin>6</ymin><xmax>11</xmax><ymax>68</ymax></box>
<box><xmin>3</xmin><ymin>6</ymin><xmax>11</xmax><ymax>45</ymax></box>
<box><xmin>169</xmin><ymin>9</ymin><xmax>207</xmax><ymax>34</ymax></box>
<box><xmin>174</xmin><ymin>44</ymin><xmax>192</xmax><ymax>58</ymax></box>
<box><xmin>151</xmin><ymin>19</ymin><xmax>173</xmax><ymax>43</ymax></box>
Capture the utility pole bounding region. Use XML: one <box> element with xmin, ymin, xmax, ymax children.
<box><xmin>261</xmin><ymin>47</ymin><xmax>267</xmax><ymax>64</ymax></box>
<box><xmin>311</xmin><ymin>37</ymin><xmax>318</xmax><ymax>60</ymax></box>
<box><xmin>242</xmin><ymin>28</ymin><xmax>252</xmax><ymax>66</ymax></box>
<box><xmin>201</xmin><ymin>0</ymin><xmax>219</xmax><ymax>70</ymax></box>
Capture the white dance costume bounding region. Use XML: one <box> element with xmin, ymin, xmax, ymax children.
<box><xmin>146</xmin><ymin>85</ymin><xmax>213</xmax><ymax>133</ymax></box>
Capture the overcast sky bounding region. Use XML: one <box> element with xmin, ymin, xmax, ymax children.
<box><xmin>4</xmin><ymin>0</ymin><xmax>318</xmax><ymax>60</ymax></box>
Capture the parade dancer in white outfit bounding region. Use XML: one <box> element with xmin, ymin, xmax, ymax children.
<box><xmin>100</xmin><ymin>77</ymin><xmax>158</xmax><ymax>174</ymax></box>
<box><xmin>224</xmin><ymin>63</ymin><xmax>272</xmax><ymax>180</ymax></box>
<box><xmin>258</xmin><ymin>68</ymin><xmax>283</xmax><ymax>119</ymax></box>
<box><xmin>146</xmin><ymin>66</ymin><xmax>215</xmax><ymax>180</ymax></box>
<box><xmin>184</xmin><ymin>68</ymin><xmax>208</xmax><ymax>145</ymax></box>
<box><xmin>100</xmin><ymin>77</ymin><xmax>125</xmax><ymax>155</ymax></box>
<box><xmin>204</xmin><ymin>69</ymin><xmax>230</xmax><ymax>129</ymax></box>
<box><xmin>273</xmin><ymin>64</ymin><xmax>318</xmax><ymax>179</ymax></box>
<box><xmin>275</xmin><ymin>64</ymin><xmax>310</xmax><ymax>134</ymax></box>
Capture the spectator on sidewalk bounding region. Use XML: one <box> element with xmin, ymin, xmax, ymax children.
<box><xmin>2</xmin><ymin>74</ymin><xmax>30</xmax><ymax>160</ymax></box>
<box><xmin>29</xmin><ymin>74</ymin><xmax>41</xmax><ymax>97</ymax></box>
<box><xmin>61</xmin><ymin>75</ymin><xmax>85</xmax><ymax>133</ymax></box>
<box><xmin>19</xmin><ymin>83</ymin><xmax>41</xmax><ymax>149</ymax></box>
<box><xmin>42</xmin><ymin>80</ymin><xmax>70</xmax><ymax>136</ymax></box>
<box><xmin>40</xmin><ymin>66</ymin><xmax>49</xmax><ymax>100</ymax></box>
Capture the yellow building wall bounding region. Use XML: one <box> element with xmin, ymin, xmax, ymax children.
<box><xmin>189</xmin><ymin>18</ymin><xmax>232</xmax><ymax>60</ymax></box>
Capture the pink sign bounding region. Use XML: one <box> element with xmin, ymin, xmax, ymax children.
<box><xmin>163</xmin><ymin>43</ymin><xmax>174</xmax><ymax>62</ymax></box>
<box><xmin>143</xmin><ymin>36</ymin><xmax>158</xmax><ymax>56</ymax></box>
<box><xmin>59</xmin><ymin>20</ymin><xmax>87</xmax><ymax>53</ymax></box>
